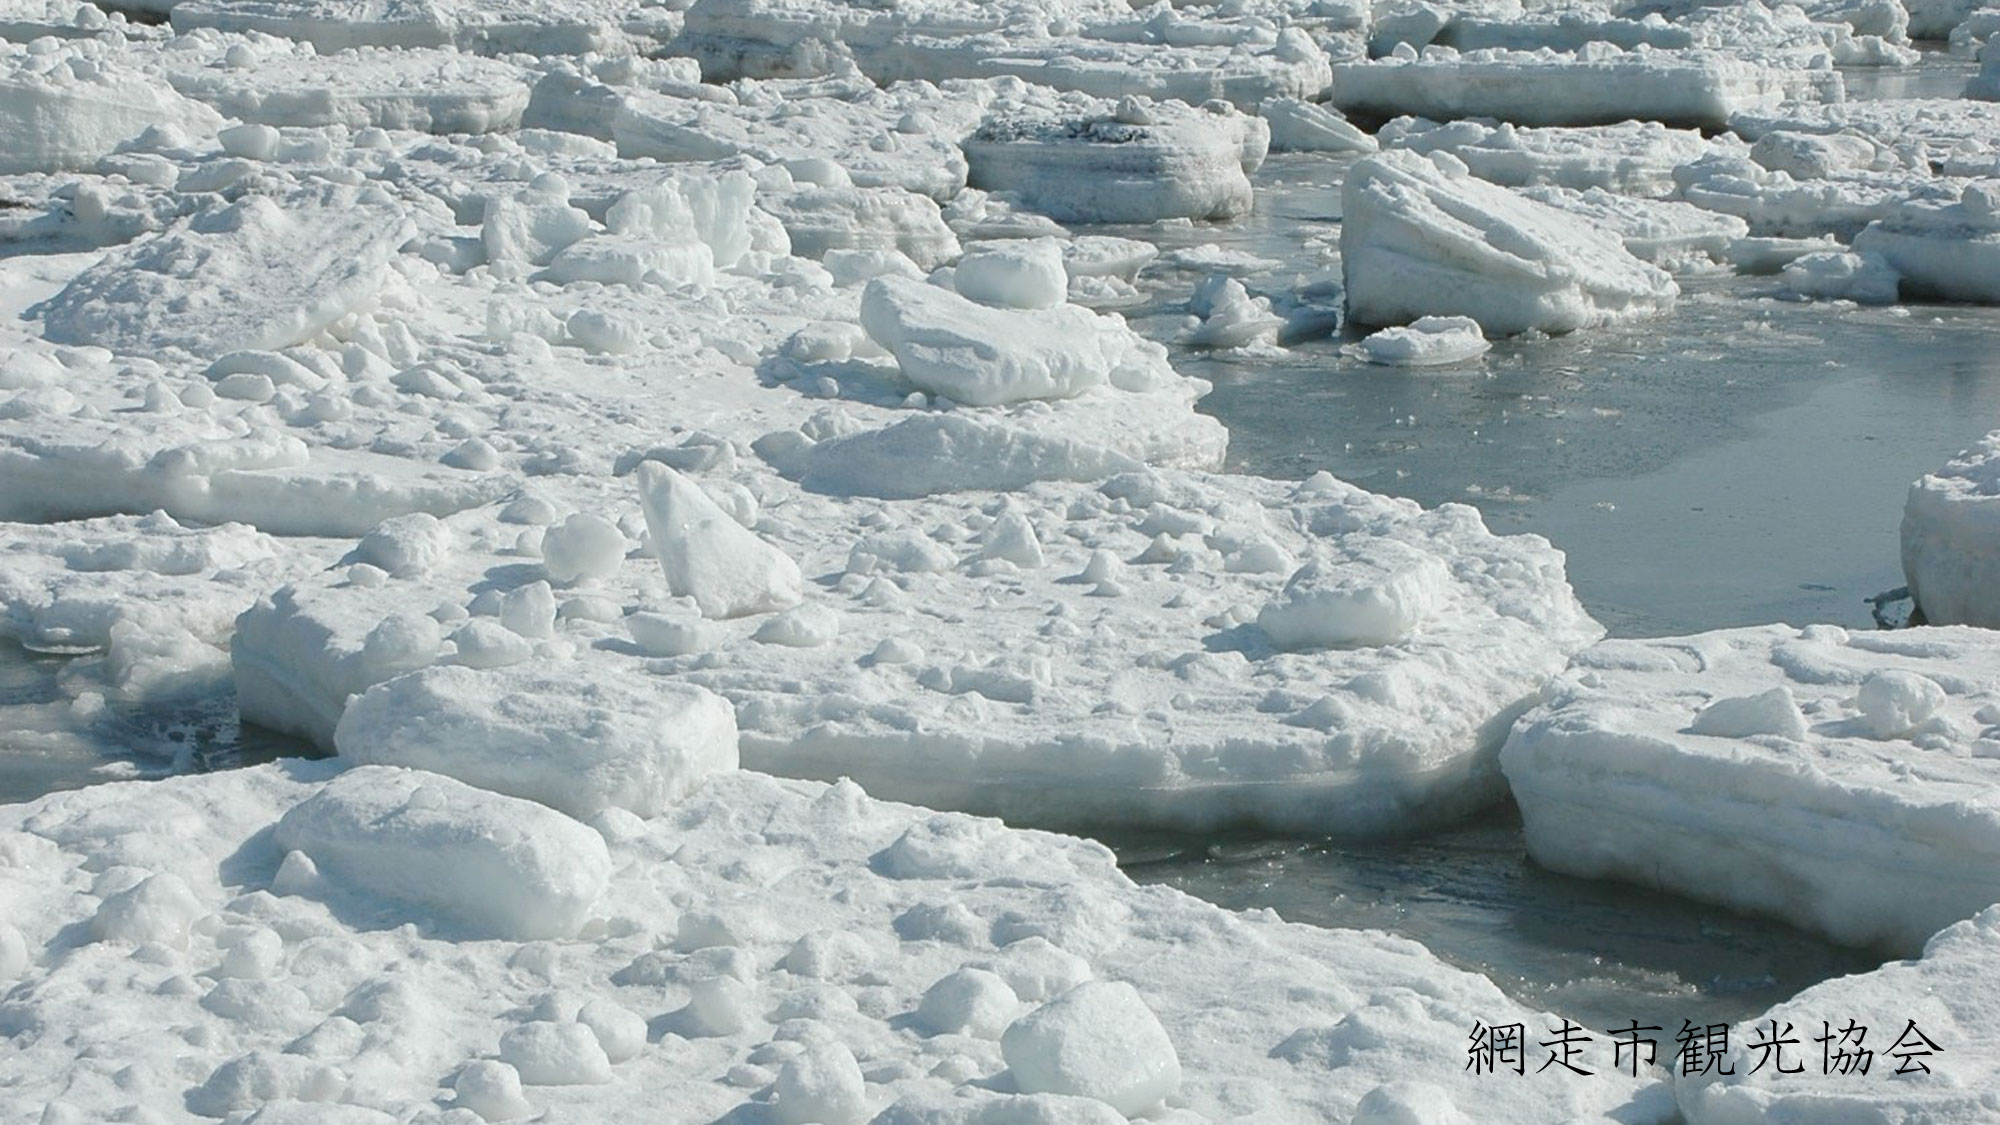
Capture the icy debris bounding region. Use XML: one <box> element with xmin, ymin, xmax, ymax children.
<box><xmin>963</xmin><ymin>102</ymin><xmax>1269</xmax><ymax>224</ymax></box>
<box><xmin>1178</xmin><ymin>276</ymin><xmax>1284</xmax><ymax>349</ymax></box>
<box><xmin>759</xmin><ymin>181</ymin><xmax>959</xmax><ymax>270</ymax></box>
<box><xmin>636</xmin><ymin>461</ymin><xmax>804</xmax><ymax>620</ymax></box>
<box><xmin>273</xmin><ymin>765</ymin><xmax>612</xmax><ymax>941</ymax></box>
<box><xmin>0</xmin><ymin>512</ymin><xmax>299</xmax><ymax>659</ymax></box>
<box><xmin>1904</xmin><ymin>430</ymin><xmax>2000</xmax><ymax>628</ymax></box>
<box><xmin>35</xmin><ymin>183</ymin><xmax>414</xmax><ymax>358</ymax></box>
<box><xmin>239</xmin><ymin>468</ymin><xmax>1596</xmax><ymax>832</ymax></box>
<box><xmin>1503</xmin><ymin>624</ymin><xmax>2000</xmax><ymax>952</ymax></box>
<box><xmin>170</xmin><ymin>0</ymin><xmax>633</xmax><ymax>55</ymax></box>
<box><xmin>1341</xmin><ymin>150</ymin><xmax>1678</xmax><ymax>335</ymax></box>
<box><xmin>1354</xmin><ymin>316</ymin><xmax>1490</xmax><ymax>367</ymax></box>
<box><xmin>1378</xmin><ymin>116</ymin><xmax>1714</xmax><ymax>198</ymax></box>
<box><xmin>615</xmin><ymin>88</ymin><xmax>968</xmax><ymax>200</ymax></box>
<box><xmin>334</xmin><ymin>663</ymin><xmax>739</xmax><ymax>819</ymax></box>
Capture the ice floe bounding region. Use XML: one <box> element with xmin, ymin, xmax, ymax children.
<box><xmin>1504</xmin><ymin>624</ymin><xmax>2000</xmax><ymax>953</ymax></box>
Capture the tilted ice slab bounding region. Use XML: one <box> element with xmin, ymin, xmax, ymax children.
<box><xmin>1341</xmin><ymin>149</ymin><xmax>1679</xmax><ymax>335</ymax></box>
<box><xmin>0</xmin><ymin>762</ymin><xmax>1670</xmax><ymax>1122</ymax></box>
<box><xmin>1503</xmin><ymin>624</ymin><xmax>2000</xmax><ymax>953</ymax></box>
<box><xmin>1853</xmin><ymin>181</ymin><xmax>2000</xmax><ymax>303</ymax></box>
<box><xmin>0</xmin><ymin>37</ymin><xmax>223</xmax><ymax>174</ymax></box>
<box><xmin>963</xmin><ymin>99</ymin><xmax>1269</xmax><ymax>223</ymax></box>
<box><xmin>1676</xmin><ymin>905</ymin><xmax>2000</xmax><ymax>1125</ymax></box>
<box><xmin>1904</xmin><ymin>428</ymin><xmax>2000</xmax><ymax>628</ymax></box>
<box><xmin>1377</xmin><ymin>116</ymin><xmax>1715</xmax><ymax>198</ymax></box>
<box><xmin>235</xmin><ymin>465</ymin><xmax>1600</xmax><ymax>835</ymax></box>
<box><xmin>612</xmin><ymin>86</ymin><xmax>970</xmax><ymax>200</ymax></box>
<box><xmin>35</xmin><ymin>183</ymin><xmax>415</xmax><ymax>359</ymax></box>
<box><xmin>1330</xmin><ymin>46</ymin><xmax>1833</xmax><ymax>130</ymax></box>
<box><xmin>170</xmin><ymin>0</ymin><xmax>640</xmax><ymax>55</ymax></box>
<box><xmin>162</xmin><ymin>40</ymin><xmax>531</xmax><ymax>133</ymax></box>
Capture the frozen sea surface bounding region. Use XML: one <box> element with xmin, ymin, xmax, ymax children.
<box><xmin>2</xmin><ymin>88</ymin><xmax>1990</xmax><ymax>1082</ymax></box>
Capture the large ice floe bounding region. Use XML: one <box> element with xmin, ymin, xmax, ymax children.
<box><xmin>1504</xmin><ymin>624</ymin><xmax>2000</xmax><ymax>954</ymax></box>
<box><xmin>234</xmin><ymin>464</ymin><xmax>1600</xmax><ymax>835</ymax></box>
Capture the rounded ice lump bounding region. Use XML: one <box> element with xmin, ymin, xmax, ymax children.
<box><xmin>272</xmin><ymin>765</ymin><xmax>611</xmax><ymax>940</ymax></box>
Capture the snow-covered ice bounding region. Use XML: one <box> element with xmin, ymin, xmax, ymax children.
<box><xmin>0</xmin><ymin>761</ymin><xmax>1675</xmax><ymax>1123</ymax></box>
<box><xmin>1503</xmin><ymin>624</ymin><xmax>2000</xmax><ymax>953</ymax></box>
<box><xmin>0</xmin><ymin>0</ymin><xmax>1987</xmax><ymax>1118</ymax></box>
<box><xmin>233</xmin><ymin>466</ymin><xmax>1602</xmax><ymax>835</ymax></box>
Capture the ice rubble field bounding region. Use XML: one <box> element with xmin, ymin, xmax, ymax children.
<box><xmin>3</xmin><ymin>0</ymin><xmax>2000</xmax><ymax>1121</ymax></box>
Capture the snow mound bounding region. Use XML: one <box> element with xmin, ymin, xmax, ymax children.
<box><xmin>1904</xmin><ymin>429</ymin><xmax>2000</xmax><ymax>627</ymax></box>
<box><xmin>273</xmin><ymin>764</ymin><xmax>612</xmax><ymax>940</ymax></box>
<box><xmin>1503</xmin><ymin>624</ymin><xmax>2000</xmax><ymax>953</ymax></box>
<box><xmin>1001</xmin><ymin>981</ymin><xmax>1181</xmax><ymax>1115</ymax></box>
<box><xmin>334</xmin><ymin>663</ymin><xmax>739</xmax><ymax>819</ymax></box>
<box><xmin>1341</xmin><ymin>150</ymin><xmax>1678</xmax><ymax>335</ymax></box>
<box><xmin>35</xmin><ymin>183</ymin><xmax>415</xmax><ymax>358</ymax></box>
